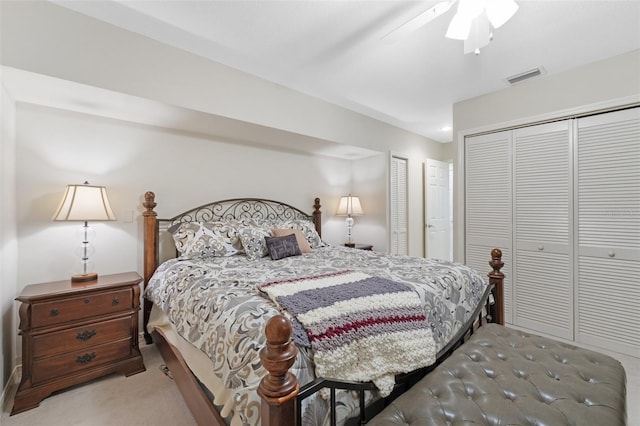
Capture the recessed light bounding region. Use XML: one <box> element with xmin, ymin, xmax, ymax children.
<box><xmin>441</xmin><ymin>126</ymin><xmax>452</xmax><ymax>131</ymax></box>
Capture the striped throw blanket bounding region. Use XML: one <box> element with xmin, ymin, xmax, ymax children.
<box><xmin>258</xmin><ymin>270</ymin><xmax>436</xmax><ymax>396</ymax></box>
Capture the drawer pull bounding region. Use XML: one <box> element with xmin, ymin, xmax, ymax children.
<box><xmin>76</xmin><ymin>352</ymin><xmax>96</xmax><ymax>365</ymax></box>
<box><xmin>608</xmin><ymin>251</ymin><xmax>616</xmax><ymax>258</ymax></box>
<box><xmin>50</xmin><ymin>308</ymin><xmax>59</xmax><ymax>317</ymax></box>
<box><xmin>76</xmin><ymin>329</ymin><xmax>97</xmax><ymax>341</ymax></box>
<box><xmin>112</xmin><ymin>297</ymin><xmax>119</xmax><ymax>306</ymax></box>
<box><xmin>84</xmin><ymin>298</ymin><xmax>91</xmax><ymax>304</ymax></box>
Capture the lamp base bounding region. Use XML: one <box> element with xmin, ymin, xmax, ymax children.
<box><xmin>71</xmin><ymin>273</ymin><xmax>98</xmax><ymax>283</ymax></box>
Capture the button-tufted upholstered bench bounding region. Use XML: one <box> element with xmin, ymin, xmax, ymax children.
<box><xmin>369</xmin><ymin>324</ymin><xmax>626</xmax><ymax>426</ymax></box>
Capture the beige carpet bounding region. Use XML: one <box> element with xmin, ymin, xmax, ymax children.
<box><xmin>2</xmin><ymin>343</ymin><xmax>196</xmax><ymax>426</ymax></box>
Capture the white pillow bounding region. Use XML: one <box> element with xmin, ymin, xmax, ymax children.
<box><xmin>169</xmin><ymin>221</ymin><xmax>240</xmax><ymax>259</ymax></box>
<box><xmin>238</xmin><ymin>226</ymin><xmax>272</xmax><ymax>260</ymax></box>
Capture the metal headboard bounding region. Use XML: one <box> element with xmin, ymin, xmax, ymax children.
<box><xmin>160</xmin><ymin>198</ymin><xmax>317</xmax><ymax>228</ymax></box>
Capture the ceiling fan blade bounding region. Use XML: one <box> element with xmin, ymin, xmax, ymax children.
<box><xmin>382</xmin><ymin>1</ymin><xmax>456</xmax><ymax>42</ymax></box>
<box><xmin>445</xmin><ymin>12</ymin><xmax>472</xmax><ymax>40</ymax></box>
<box><xmin>485</xmin><ymin>0</ymin><xmax>519</xmax><ymax>28</ymax></box>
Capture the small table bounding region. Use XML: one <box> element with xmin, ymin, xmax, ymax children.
<box><xmin>12</xmin><ymin>272</ymin><xmax>146</xmax><ymax>414</ymax></box>
<box><xmin>344</xmin><ymin>243</ymin><xmax>373</xmax><ymax>251</ymax></box>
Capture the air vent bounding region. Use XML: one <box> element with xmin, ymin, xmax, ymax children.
<box><xmin>506</xmin><ymin>67</ymin><xmax>545</xmax><ymax>85</ymax></box>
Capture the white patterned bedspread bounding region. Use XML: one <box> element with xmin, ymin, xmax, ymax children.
<box><xmin>145</xmin><ymin>245</ymin><xmax>488</xmax><ymax>425</ymax></box>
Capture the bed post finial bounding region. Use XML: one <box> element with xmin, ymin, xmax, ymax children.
<box><xmin>488</xmin><ymin>248</ymin><xmax>505</xmax><ymax>325</ymax></box>
<box><xmin>143</xmin><ymin>191</ymin><xmax>157</xmax><ymax>215</ymax></box>
<box><xmin>313</xmin><ymin>197</ymin><xmax>322</xmax><ymax>238</ymax></box>
<box><xmin>258</xmin><ymin>314</ymin><xmax>299</xmax><ymax>426</ymax></box>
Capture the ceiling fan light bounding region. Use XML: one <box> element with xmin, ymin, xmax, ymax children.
<box><xmin>464</xmin><ymin>14</ymin><xmax>491</xmax><ymax>54</ymax></box>
<box><xmin>446</xmin><ymin>13</ymin><xmax>472</xmax><ymax>40</ymax></box>
<box><xmin>485</xmin><ymin>0</ymin><xmax>519</xmax><ymax>28</ymax></box>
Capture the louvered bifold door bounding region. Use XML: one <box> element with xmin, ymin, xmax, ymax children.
<box><xmin>465</xmin><ymin>131</ymin><xmax>513</xmax><ymax>324</ymax></box>
<box><xmin>390</xmin><ymin>156</ymin><xmax>408</xmax><ymax>255</ymax></box>
<box><xmin>576</xmin><ymin>107</ymin><xmax>640</xmax><ymax>357</ymax></box>
<box><xmin>513</xmin><ymin>121</ymin><xmax>573</xmax><ymax>340</ymax></box>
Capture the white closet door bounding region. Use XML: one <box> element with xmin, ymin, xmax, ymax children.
<box><xmin>576</xmin><ymin>107</ymin><xmax>640</xmax><ymax>356</ymax></box>
<box><xmin>425</xmin><ymin>159</ymin><xmax>451</xmax><ymax>260</ymax></box>
<box><xmin>465</xmin><ymin>131</ymin><xmax>513</xmax><ymax>324</ymax></box>
<box><xmin>390</xmin><ymin>155</ymin><xmax>408</xmax><ymax>255</ymax></box>
<box><xmin>513</xmin><ymin>121</ymin><xmax>573</xmax><ymax>339</ymax></box>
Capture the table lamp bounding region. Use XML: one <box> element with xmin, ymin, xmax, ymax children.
<box><xmin>53</xmin><ymin>181</ymin><xmax>116</xmax><ymax>282</ymax></box>
<box><xmin>336</xmin><ymin>194</ymin><xmax>364</xmax><ymax>247</ymax></box>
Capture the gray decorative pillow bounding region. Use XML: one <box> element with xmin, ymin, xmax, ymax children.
<box><xmin>169</xmin><ymin>221</ymin><xmax>240</xmax><ymax>259</ymax></box>
<box><xmin>238</xmin><ymin>226</ymin><xmax>272</xmax><ymax>260</ymax></box>
<box><xmin>265</xmin><ymin>234</ymin><xmax>302</xmax><ymax>260</ymax></box>
<box><xmin>273</xmin><ymin>219</ymin><xmax>325</xmax><ymax>249</ymax></box>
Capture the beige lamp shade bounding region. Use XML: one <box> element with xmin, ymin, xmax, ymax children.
<box><xmin>53</xmin><ymin>183</ymin><xmax>116</xmax><ymax>222</ymax></box>
<box><xmin>336</xmin><ymin>195</ymin><xmax>364</xmax><ymax>216</ymax></box>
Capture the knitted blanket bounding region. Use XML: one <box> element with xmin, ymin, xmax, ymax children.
<box><xmin>258</xmin><ymin>270</ymin><xmax>436</xmax><ymax>396</ymax></box>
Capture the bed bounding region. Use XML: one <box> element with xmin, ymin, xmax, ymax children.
<box><xmin>141</xmin><ymin>192</ymin><xmax>505</xmax><ymax>426</ymax></box>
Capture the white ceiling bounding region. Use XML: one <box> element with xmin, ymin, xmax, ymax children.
<box><xmin>52</xmin><ymin>0</ymin><xmax>640</xmax><ymax>143</ymax></box>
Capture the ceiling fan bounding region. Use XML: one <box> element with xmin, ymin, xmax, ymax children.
<box><xmin>383</xmin><ymin>0</ymin><xmax>519</xmax><ymax>54</ymax></box>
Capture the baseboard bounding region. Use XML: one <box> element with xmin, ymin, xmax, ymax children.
<box><xmin>1</xmin><ymin>365</ymin><xmax>20</xmax><ymax>412</ymax></box>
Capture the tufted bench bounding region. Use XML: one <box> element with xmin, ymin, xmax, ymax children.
<box><xmin>369</xmin><ymin>324</ymin><xmax>626</xmax><ymax>426</ymax></box>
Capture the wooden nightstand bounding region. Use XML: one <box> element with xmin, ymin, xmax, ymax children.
<box><xmin>344</xmin><ymin>243</ymin><xmax>373</xmax><ymax>250</ymax></box>
<box><xmin>12</xmin><ymin>272</ymin><xmax>146</xmax><ymax>415</ymax></box>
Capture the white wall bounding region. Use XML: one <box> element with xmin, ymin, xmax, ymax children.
<box><xmin>15</xmin><ymin>103</ymin><xmax>357</xmax><ymax>285</ymax></box>
<box><xmin>452</xmin><ymin>49</ymin><xmax>640</xmax><ymax>261</ymax></box>
<box><xmin>1</xmin><ymin>80</ymin><xmax>18</xmax><ymax>395</ymax></box>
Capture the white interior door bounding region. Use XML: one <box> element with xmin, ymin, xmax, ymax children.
<box><xmin>425</xmin><ymin>159</ymin><xmax>451</xmax><ymax>260</ymax></box>
<box><xmin>465</xmin><ymin>131</ymin><xmax>513</xmax><ymax>324</ymax></box>
<box><xmin>513</xmin><ymin>121</ymin><xmax>573</xmax><ymax>340</ymax></box>
<box><xmin>575</xmin><ymin>107</ymin><xmax>640</xmax><ymax>356</ymax></box>
<box><xmin>390</xmin><ymin>155</ymin><xmax>408</xmax><ymax>255</ymax></box>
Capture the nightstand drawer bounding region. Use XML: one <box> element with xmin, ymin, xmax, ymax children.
<box><xmin>31</xmin><ymin>288</ymin><xmax>132</xmax><ymax>328</ymax></box>
<box><xmin>33</xmin><ymin>316</ymin><xmax>132</xmax><ymax>358</ymax></box>
<box><xmin>32</xmin><ymin>338</ymin><xmax>132</xmax><ymax>384</ymax></box>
